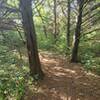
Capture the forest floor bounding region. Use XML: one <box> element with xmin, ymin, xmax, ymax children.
<box><xmin>23</xmin><ymin>52</ymin><xmax>100</xmax><ymax>100</ymax></box>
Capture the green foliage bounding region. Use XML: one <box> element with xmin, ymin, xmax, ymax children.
<box><xmin>37</xmin><ymin>33</ymin><xmax>70</xmax><ymax>55</ymax></box>
<box><xmin>0</xmin><ymin>65</ymin><xmax>27</xmax><ymax>100</ymax></box>
<box><xmin>0</xmin><ymin>31</ymin><xmax>28</xmax><ymax>100</ymax></box>
<box><xmin>90</xmin><ymin>42</ymin><xmax>100</xmax><ymax>57</ymax></box>
<box><xmin>79</xmin><ymin>40</ymin><xmax>100</xmax><ymax>75</ymax></box>
<box><xmin>37</xmin><ymin>33</ymin><xmax>54</xmax><ymax>50</ymax></box>
<box><xmin>81</xmin><ymin>52</ymin><xmax>95</xmax><ymax>70</ymax></box>
<box><xmin>0</xmin><ymin>31</ymin><xmax>40</xmax><ymax>99</ymax></box>
<box><xmin>52</xmin><ymin>35</ymin><xmax>67</xmax><ymax>54</ymax></box>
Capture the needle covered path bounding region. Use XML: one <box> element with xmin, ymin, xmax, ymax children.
<box><xmin>23</xmin><ymin>52</ymin><xmax>100</xmax><ymax>100</ymax></box>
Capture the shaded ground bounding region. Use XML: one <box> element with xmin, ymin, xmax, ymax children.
<box><xmin>23</xmin><ymin>52</ymin><xmax>100</xmax><ymax>100</ymax></box>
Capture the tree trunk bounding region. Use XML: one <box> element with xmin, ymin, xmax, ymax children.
<box><xmin>71</xmin><ymin>0</ymin><xmax>84</xmax><ymax>62</ymax></box>
<box><xmin>54</xmin><ymin>0</ymin><xmax>57</xmax><ymax>41</ymax></box>
<box><xmin>67</xmin><ymin>0</ymin><xmax>71</xmax><ymax>47</ymax></box>
<box><xmin>20</xmin><ymin>0</ymin><xmax>44</xmax><ymax>79</ymax></box>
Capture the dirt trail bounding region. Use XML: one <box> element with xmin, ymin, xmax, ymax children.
<box><xmin>23</xmin><ymin>53</ymin><xmax>100</xmax><ymax>100</ymax></box>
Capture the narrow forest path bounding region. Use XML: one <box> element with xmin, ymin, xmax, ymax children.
<box><xmin>23</xmin><ymin>52</ymin><xmax>100</xmax><ymax>100</ymax></box>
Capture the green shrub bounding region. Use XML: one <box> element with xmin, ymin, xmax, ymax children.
<box><xmin>79</xmin><ymin>42</ymin><xmax>100</xmax><ymax>75</ymax></box>
<box><xmin>37</xmin><ymin>33</ymin><xmax>70</xmax><ymax>55</ymax></box>
<box><xmin>0</xmin><ymin>64</ymin><xmax>29</xmax><ymax>100</ymax></box>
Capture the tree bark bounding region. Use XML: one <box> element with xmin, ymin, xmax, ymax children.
<box><xmin>67</xmin><ymin>0</ymin><xmax>71</xmax><ymax>47</ymax></box>
<box><xmin>20</xmin><ymin>0</ymin><xmax>44</xmax><ymax>79</ymax></box>
<box><xmin>54</xmin><ymin>0</ymin><xmax>57</xmax><ymax>41</ymax></box>
<box><xmin>71</xmin><ymin>0</ymin><xmax>84</xmax><ymax>62</ymax></box>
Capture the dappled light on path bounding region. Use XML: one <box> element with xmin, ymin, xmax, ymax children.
<box><xmin>23</xmin><ymin>53</ymin><xmax>100</xmax><ymax>100</ymax></box>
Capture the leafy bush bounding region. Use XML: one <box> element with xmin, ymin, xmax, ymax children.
<box><xmin>90</xmin><ymin>43</ymin><xmax>100</xmax><ymax>57</ymax></box>
<box><xmin>0</xmin><ymin>64</ymin><xmax>28</xmax><ymax>100</ymax></box>
<box><xmin>0</xmin><ymin>45</ymin><xmax>29</xmax><ymax>100</ymax></box>
<box><xmin>80</xmin><ymin>52</ymin><xmax>95</xmax><ymax>70</ymax></box>
<box><xmin>37</xmin><ymin>33</ymin><xmax>54</xmax><ymax>50</ymax></box>
<box><xmin>37</xmin><ymin>33</ymin><xmax>70</xmax><ymax>55</ymax></box>
<box><xmin>79</xmin><ymin>42</ymin><xmax>100</xmax><ymax>75</ymax></box>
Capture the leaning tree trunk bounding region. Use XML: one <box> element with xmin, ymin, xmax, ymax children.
<box><xmin>20</xmin><ymin>0</ymin><xmax>44</xmax><ymax>79</ymax></box>
<box><xmin>71</xmin><ymin>0</ymin><xmax>84</xmax><ymax>62</ymax></box>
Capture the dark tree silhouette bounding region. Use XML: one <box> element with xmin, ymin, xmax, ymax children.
<box><xmin>71</xmin><ymin>0</ymin><xmax>84</xmax><ymax>62</ymax></box>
